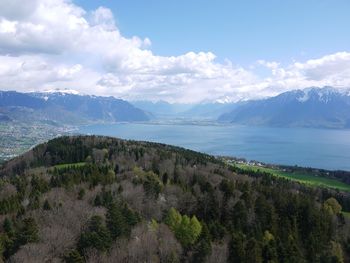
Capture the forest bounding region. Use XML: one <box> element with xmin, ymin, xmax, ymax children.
<box><xmin>0</xmin><ymin>135</ymin><xmax>349</xmax><ymax>262</ymax></box>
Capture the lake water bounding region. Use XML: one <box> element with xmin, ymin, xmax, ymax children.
<box><xmin>77</xmin><ymin>123</ymin><xmax>350</xmax><ymax>171</ymax></box>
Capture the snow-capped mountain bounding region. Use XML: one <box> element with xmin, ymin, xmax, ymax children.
<box><xmin>41</xmin><ymin>88</ymin><xmax>80</xmax><ymax>95</ymax></box>
<box><xmin>218</xmin><ymin>87</ymin><xmax>350</xmax><ymax>128</ymax></box>
<box><xmin>0</xmin><ymin>90</ymin><xmax>150</xmax><ymax>124</ymax></box>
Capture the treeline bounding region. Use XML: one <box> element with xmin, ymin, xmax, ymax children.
<box><xmin>230</xmin><ymin>165</ymin><xmax>350</xmax><ymax>212</ymax></box>
<box><xmin>275</xmin><ymin>164</ymin><xmax>350</xmax><ymax>185</ymax></box>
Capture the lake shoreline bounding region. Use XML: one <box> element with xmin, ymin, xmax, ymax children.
<box><xmin>76</xmin><ymin>122</ymin><xmax>350</xmax><ymax>171</ymax></box>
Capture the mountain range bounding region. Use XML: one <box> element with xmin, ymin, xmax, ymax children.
<box><xmin>1</xmin><ymin>87</ymin><xmax>350</xmax><ymax>129</ymax></box>
<box><xmin>218</xmin><ymin>87</ymin><xmax>350</xmax><ymax>128</ymax></box>
<box><xmin>131</xmin><ymin>100</ymin><xmax>239</xmax><ymax>120</ymax></box>
<box><xmin>133</xmin><ymin>87</ymin><xmax>350</xmax><ymax>128</ymax></box>
<box><xmin>0</xmin><ymin>90</ymin><xmax>150</xmax><ymax>124</ymax></box>
<box><xmin>131</xmin><ymin>100</ymin><xmax>193</xmax><ymax>119</ymax></box>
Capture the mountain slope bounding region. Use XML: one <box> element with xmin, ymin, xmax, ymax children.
<box><xmin>0</xmin><ymin>135</ymin><xmax>349</xmax><ymax>262</ymax></box>
<box><xmin>0</xmin><ymin>90</ymin><xmax>150</xmax><ymax>124</ymax></box>
<box><xmin>34</xmin><ymin>92</ymin><xmax>150</xmax><ymax>122</ymax></box>
<box><xmin>0</xmin><ymin>91</ymin><xmax>47</xmax><ymax>109</ymax></box>
<box><xmin>219</xmin><ymin>87</ymin><xmax>350</xmax><ymax>128</ymax></box>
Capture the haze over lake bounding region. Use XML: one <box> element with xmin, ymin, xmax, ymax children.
<box><xmin>77</xmin><ymin>123</ymin><xmax>350</xmax><ymax>171</ymax></box>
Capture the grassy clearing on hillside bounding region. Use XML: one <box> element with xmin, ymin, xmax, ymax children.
<box><xmin>342</xmin><ymin>211</ymin><xmax>350</xmax><ymax>218</ymax></box>
<box><xmin>53</xmin><ymin>162</ymin><xmax>86</xmax><ymax>170</ymax></box>
<box><xmin>235</xmin><ymin>163</ymin><xmax>350</xmax><ymax>192</ymax></box>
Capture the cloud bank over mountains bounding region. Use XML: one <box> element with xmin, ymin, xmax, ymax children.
<box><xmin>0</xmin><ymin>0</ymin><xmax>349</xmax><ymax>103</ymax></box>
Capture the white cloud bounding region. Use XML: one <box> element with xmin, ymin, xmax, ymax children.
<box><xmin>293</xmin><ymin>52</ymin><xmax>350</xmax><ymax>82</ymax></box>
<box><xmin>0</xmin><ymin>0</ymin><xmax>39</xmax><ymax>20</ymax></box>
<box><xmin>0</xmin><ymin>0</ymin><xmax>349</xmax><ymax>103</ymax></box>
<box><xmin>257</xmin><ymin>52</ymin><xmax>350</xmax><ymax>96</ymax></box>
<box><xmin>90</xmin><ymin>7</ymin><xmax>115</xmax><ymax>30</ymax></box>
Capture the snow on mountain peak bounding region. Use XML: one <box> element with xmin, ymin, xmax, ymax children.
<box><xmin>42</xmin><ymin>88</ymin><xmax>80</xmax><ymax>95</ymax></box>
<box><xmin>296</xmin><ymin>87</ymin><xmax>349</xmax><ymax>103</ymax></box>
<box><xmin>297</xmin><ymin>90</ymin><xmax>310</xmax><ymax>103</ymax></box>
<box><xmin>215</xmin><ymin>96</ymin><xmax>234</xmax><ymax>104</ymax></box>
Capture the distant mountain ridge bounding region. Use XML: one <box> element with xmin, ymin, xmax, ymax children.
<box><xmin>0</xmin><ymin>90</ymin><xmax>150</xmax><ymax>124</ymax></box>
<box><xmin>2</xmin><ymin>87</ymin><xmax>350</xmax><ymax>128</ymax></box>
<box><xmin>181</xmin><ymin>102</ymin><xmax>240</xmax><ymax>119</ymax></box>
<box><xmin>132</xmin><ymin>100</ymin><xmax>239</xmax><ymax>120</ymax></box>
<box><xmin>131</xmin><ymin>100</ymin><xmax>193</xmax><ymax>119</ymax></box>
<box><xmin>218</xmin><ymin>87</ymin><xmax>350</xmax><ymax>128</ymax></box>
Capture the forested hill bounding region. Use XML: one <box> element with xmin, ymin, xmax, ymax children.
<box><xmin>0</xmin><ymin>136</ymin><xmax>349</xmax><ymax>262</ymax></box>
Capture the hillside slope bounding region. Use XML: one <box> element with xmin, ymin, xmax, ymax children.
<box><xmin>0</xmin><ymin>136</ymin><xmax>349</xmax><ymax>262</ymax></box>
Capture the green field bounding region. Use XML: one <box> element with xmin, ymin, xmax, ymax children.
<box><xmin>53</xmin><ymin>162</ymin><xmax>86</xmax><ymax>170</ymax></box>
<box><xmin>234</xmin><ymin>163</ymin><xmax>350</xmax><ymax>192</ymax></box>
<box><xmin>342</xmin><ymin>211</ymin><xmax>350</xmax><ymax>218</ymax></box>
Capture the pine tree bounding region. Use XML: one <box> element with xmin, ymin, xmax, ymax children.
<box><xmin>162</xmin><ymin>172</ymin><xmax>169</xmax><ymax>185</ymax></box>
<box><xmin>94</xmin><ymin>195</ymin><xmax>102</xmax><ymax>206</ymax></box>
<box><xmin>64</xmin><ymin>249</ymin><xmax>84</xmax><ymax>263</ymax></box>
<box><xmin>229</xmin><ymin>232</ymin><xmax>245</xmax><ymax>263</ymax></box>
<box><xmin>106</xmin><ymin>203</ymin><xmax>128</xmax><ymax>239</ymax></box>
<box><xmin>17</xmin><ymin>218</ymin><xmax>39</xmax><ymax>245</ymax></box>
<box><xmin>78</xmin><ymin>215</ymin><xmax>112</xmax><ymax>252</ymax></box>
<box><xmin>3</xmin><ymin>218</ymin><xmax>15</xmax><ymax>238</ymax></box>
<box><xmin>262</xmin><ymin>231</ymin><xmax>278</xmax><ymax>263</ymax></box>
<box><xmin>43</xmin><ymin>199</ymin><xmax>52</xmax><ymax>210</ymax></box>
<box><xmin>245</xmin><ymin>237</ymin><xmax>262</xmax><ymax>263</ymax></box>
<box><xmin>121</xmin><ymin>203</ymin><xmax>139</xmax><ymax>227</ymax></box>
<box><xmin>77</xmin><ymin>188</ymin><xmax>85</xmax><ymax>200</ymax></box>
<box><xmin>192</xmin><ymin>222</ymin><xmax>211</xmax><ymax>263</ymax></box>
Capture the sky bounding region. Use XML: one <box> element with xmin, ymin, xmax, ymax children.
<box><xmin>0</xmin><ymin>0</ymin><xmax>349</xmax><ymax>103</ymax></box>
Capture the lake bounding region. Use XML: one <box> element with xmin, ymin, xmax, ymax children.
<box><xmin>77</xmin><ymin>123</ymin><xmax>350</xmax><ymax>171</ymax></box>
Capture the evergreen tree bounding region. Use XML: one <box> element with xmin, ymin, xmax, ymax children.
<box><xmin>121</xmin><ymin>203</ymin><xmax>139</xmax><ymax>227</ymax></box>
<box><xmin>43</xmin><ymin>199</ymin><xmax>52</xmax><ymax>210</ymax></box>
<box><xmin>284</xmin><ymin>235</ymin><xmax>304</xmax><ymax>263</ymax></box>
<box><xmin>192</xmin><ymin>222</ymin><xmax>211</xmax><ymax>263</ymax></box>
<box><xmin>94</xmin><ymin>195</ymin><xmax>102</xmax><ymax>206</ymax></box>
<box><xmin>64</xmin><ymin>249</ymin><xmax>84</xmax><ymax>263</ymax></box>
<box><xmin>262</xmin><ymin>231</ymin><xmax>278</xmax><ymax>263</ymax></box>
<box><xmin>78</xmin><ymin>215</ymin><xmax>112</xmax><ymax>252</ymax></box>
<box><xmin>229</xmin><ymin>232</ymin><xmax>245</xmax><ymax>263</ymax></box>
<box><xmin>162</xmin><ymin>172</ymin><xmax>169</xmax><ymax>185</ymax></box>
<box><xmin>106</xmin><ymin>203</ymin><xmax>128</xmax><ymax>239</ymax></box>
<box><xmin>245</xmin><ymin>237</ymin><xmax>262</xmax><ymax>263</ymax></box>
<box><xmin>77</xmin><ymin>188</ymin><xmax>85</xmax><ymax>200</ymax></box>
<box><xmin>3</xmin><ymin>218</ymin><xmax>15</xmax><ymax>238</ymax></box>
<box><xmin>103</xmin><ymin>170</ymin><xmax>115</xmax><ymax>185</ymax></box>
<box><xmin>17</xmin><ymin>218</ymin><xmax>39</xmax><ymax>245</ymax></box>
<box><xmin>232</xmin><ymin>200</ymin><xmax>248</xmax><ymax>231</ymax></box>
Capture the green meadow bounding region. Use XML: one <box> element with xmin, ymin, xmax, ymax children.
<box><xmin>235</xmin><ymin>163</ymin><xmax>350</xmax><ymax>192</ymax></box>
<box><xmin>53</xmin><ymin>162</ymin><xmax>86</xmax><ymax>170</ymax></box>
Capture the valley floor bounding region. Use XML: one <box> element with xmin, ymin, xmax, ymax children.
<box><xmin>0</xmin><ymin>122</ymin><xmax>74</xmax><ymax>162</ymax></box>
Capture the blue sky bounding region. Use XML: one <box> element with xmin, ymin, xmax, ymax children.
<box><xmin>75</xmin><ymin>0</ymin><xmax>350</xmax><ymax>66</ymax></box>
<box><xmin>0</xmin><ymin>0</ymin><xmax>349</xmax><ymax>103</ymax></box>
